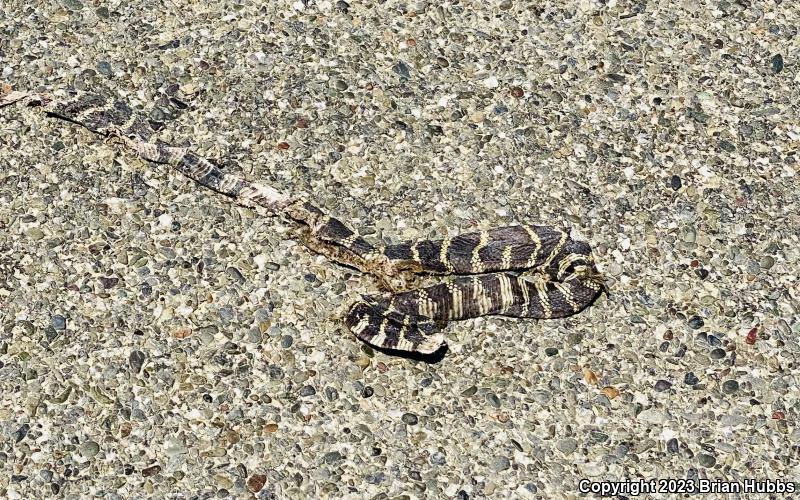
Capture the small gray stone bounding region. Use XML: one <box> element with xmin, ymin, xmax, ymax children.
<box><xmin>698</xmin><ymin>454</ymin><xmax>716</xmax><ymax>467</ymax></box>
<box><xmin>365</xmin><ymin>472</ymin><xmax>385</xmax><ymax>484</ymax></box>
<box><xmin>149</xmin><ymin>107</ymin><xmax>167</xmax><ymax>122</ymax></box>
<box><xmin>129</xmin><ymin>350</ymin><xmax>146</xmax><ymax>373</ymax></box>
<box><xmin>322</xmin><ymin>451</ymin><xmax>343</xmax><ymax>464</ymax></box>
<box><xmin>246</xmin><ymin>328</ymin><xmax>262</xmax><ymax>343</ymax></box>
<box><xmin>490</xmin><ymin>456</ymin><xmax>511</xmax><ymax>472</ymax></box>
<box><xmin>164</xmin><ymin>437</ymin><xmax>188</xmax><ymax>457</ymax></box>
<box><xmin>772</xmin><ymin>54</ymin><xmax>784</xmax><ymax>73</ymax></box>
<box><xmin>532</xmin><ymin>391</ymin><xmax>551</xmax><ymax>404</ymax></box>
<box><xmin>401</xmin><ymin>413</ymin><xmax>419</xmax><ymax>425</ymax></box>
<box><xmin>430</xmin><ymin>451</ymin><xmax>446</xmax><ymax>465</ymax></box>
<box><xmin>567</xmin><ymin>332</ymin><xmax>583</xmax><ymax>345</ymax></box>
<box><xmin>218</xmin><ymin>306</ymin><xmax>235</xmax><ymax>323</ymax></box>
<box><xmin>96</xmin><ymin>61</ymin><xmax>112</xmax><ymax>76</ymax></box>
<box><xmin>52</xmin><ymin>315</ymin><xmax>66</xmax><ymax>330</ymax></box>
<box><xmin>280</xmin><ymin>335</ymin><xmax>293</xmax><ymax>348</ymax></box>
<box><xmin>636</xmin><ymin>408</ymin><xmax>668</xmax><ymax>425</ymax></box>
<box><xmin>99</xmin><ymin>276</ymin><xmax>118</xmax><ymax>289</ymax></box>
<box><xmin>226</xmin><ymin>266</ymin><xmax>246</xmax><ymax>284</ymax></box>
<box><xmin>461</xmin><ymin>385</ymin><xmax>478</xmax><ymax>397</ymax></box>
<box><xmin>557</xmin><ymin>438</ymin><xmax>577</xmax><ymax>454</ymax></box>
<box><xmin>324</xmin><ymin>386</ymin><xmax>338</xmax><ymax>401</ymax></box>
<box><xmin>486</xmin><ymin>392</ymin><xmax>501</xmax><ymax>408</ymax></box>
<box><xmin>722</xmin><ymin>380</ymin><xmax>739</xmax><ymax>394</ymax></box>
<box><xmin>654</xmin><ymin>380</ymin><xmax>672</xmax><ymax>392</ymax></box>
<box><xmin>684</xmin><ymin>372</ymin><xmax>700</xmax><ymax>386</ymax></box>
<box><xmin>44</xmin><ymin>326</ymin><xmax>59</xmax><ymax>343</ymax></box>
<box><xmin>392</xmin><ymin>61</ymin><xmax>411</xmax><ymax>79</ymax></box>
<box><xmin>667</xmin><ymin>438</ymin><xmax>679</xmax><ymax>454</ymax></box>
<box><xmin>715</xmin><ymin>442</ymin><xmax>736</xmax><ymax>453</ymax></box>
<box><xmin>80</xmin><ymin>440</ymin><xmax>100</xmax><ymax>458</ymax></box>
<box><xmin>688</xmin><ymin>316</ymin><xmax>704</xmax><ymax>329</ymax></box>
<box><xmin>13</xmin><ymin>424</ymin><xmax>29</xmax><ymax>443</ymax></box>
<box><xmin>63</xmin><ymin>0</ymin><xmax>83</xmax><ymax>11</ymax></box>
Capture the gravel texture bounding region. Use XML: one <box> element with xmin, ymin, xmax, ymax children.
<box><xmin>1</xmin><ymin>0</ymin><xmax>799</xmax><ymax>498</ymax></box>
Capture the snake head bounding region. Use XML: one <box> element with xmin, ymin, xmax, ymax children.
<box><xmin>574</xmin><ymin>265</ymin><xmax>609</xmax><ymax>296</ymax></box>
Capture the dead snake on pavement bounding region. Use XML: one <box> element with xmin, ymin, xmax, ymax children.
<box><xmin>1</xmin><ymin>87</ymin><xmax>604</xmax><ymax>354</ymax></box>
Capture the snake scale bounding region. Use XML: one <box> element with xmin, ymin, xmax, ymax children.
<box><xmin>1</xmin><ymin>88</ymin><xmax>604</xmax><ymax>355</ymax></box>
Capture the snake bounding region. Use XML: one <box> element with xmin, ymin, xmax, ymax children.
<box><xmin>1</xmin><ymin>87</ymin><xmax>604</xmax><ymax>354</ymax></box>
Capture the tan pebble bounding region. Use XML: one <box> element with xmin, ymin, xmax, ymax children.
<box><xmin>225</xmin><ymin>430</ymin><xmax>240</xmax><ymax>445</ymax></box>
<box><xmin>173</xmin><ymin>327</ymin><xmax>192</xmax><ymax>339</ymax></box>
<box><xmin>601</xmin><ymin>386</ymin><xmax>620</xmax><ymax>399</ymax></box>
<box><xmin>120</xmin><ymin>422</ymin><xmax>132</xmax><ymax>438</ymax></box>
<box><xmin>583</xmin><ymin>368</ymin><xmax>599</xmax><ymax>386</ymax></box>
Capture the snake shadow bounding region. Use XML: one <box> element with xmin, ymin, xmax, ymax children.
<box><xmin>367</xmin><ymin>342</ymin><xmax>449</xmax><ymax>364</ymax></box>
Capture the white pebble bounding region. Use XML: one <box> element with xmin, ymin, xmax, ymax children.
<box><xmin>483</xmin><ymin>76</ymin><xmax>499</xmax><ymax>88</ymax></box>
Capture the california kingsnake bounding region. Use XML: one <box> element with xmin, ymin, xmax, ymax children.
<box><xmin>1</xmin><ymin>88</ymin><xmax>603</xmax><ymax>354</ymax></box>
